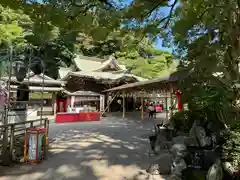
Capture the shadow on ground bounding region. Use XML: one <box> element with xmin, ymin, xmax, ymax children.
<box><xmin>0</xmin><ymin>112</ymin><xmax>167</xmax><ymax>180</ymax></box>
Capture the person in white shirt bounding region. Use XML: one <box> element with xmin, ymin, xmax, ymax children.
<box><xmin>148</xmin><ymin>103</ymin><xmax>154</xmax><ymax>118</ymax></box>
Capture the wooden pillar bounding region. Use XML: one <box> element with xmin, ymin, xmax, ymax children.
<box><xmin>122</xmin><ymin>91</ymin><xmax>126</xmax><ymax>118</ymax></box>
<box><xmin>52</xmin><ymin>92</ymin><xmax>57</xmax><ymax>115</ymax></box>
<box><xmin>140</xmin><ymin>92</ymin><xmax>144</xmax><ymax>120</ymax></box>
<box><xmin>165</xmin><ymin>97</ymin><xmax>168</xmax><ymax>118</ymax></box>
<box><xmin>133</xmin><ymin>96</ymin><xmax>136</xmax><ymax>111</ymax></box>
<box><xmin>165</xmin><ymin>88</ymin><xmax>172</xmax><ymax>124</ymax></box>
<box><xmin>107</xmin><ymin>93</ymin><xmax>111</xmax><ymax>112</ymax></box>
<box><xmin>165</xmin><ymin>88</ymin><xmax>169</xmax><ymax>125</ymax></box>
<box><xmin>100</xmin><ymin>95</ymin><xmax>105</xmax><ymax>113</ymax></box>
<box><xmin>70</xmin><ymin>95</ymin><xmax>75</xmax><ymax>109</ymax></box>
<box><xmin>170</xmin><ymin>87</ymin><xmax>173</xmax><ymax>118</ymax></box>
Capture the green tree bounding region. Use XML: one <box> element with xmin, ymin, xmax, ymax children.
<box><xmin>0</xmin><ymin>0</ymin><xmax>124</xmax><ymax>75</ymax></box>
<box><xmin>0</xmin><ymin>0</ymin><xmax>177</xmax><ymax>79</ymax></box>
<box><xmin>115</xmin><ymin>44</ymin><xmax>176</xmax><ymax>79</ymax></box>
<box><xmin>0</xmin><ymin>5</ymin><xmax>32</xmax><ymax>47</ymax></box>
<box><xmin>0</xmin><ymin>5</ymin><xmax>32</xmax><ymax>76</ymax></box>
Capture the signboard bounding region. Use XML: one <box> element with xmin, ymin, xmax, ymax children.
<box><xmin>75</xmin><ymin>96</ymin><xmax>100</xmax><ymax>102</ymax></box>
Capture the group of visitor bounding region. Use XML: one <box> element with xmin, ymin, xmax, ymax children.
<box><xmin>147</xmin><ymin>101</ymin><xmax>163</xmax><ymax>118</ymax></box>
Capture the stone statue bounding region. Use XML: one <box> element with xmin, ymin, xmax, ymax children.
<box><xmin>222</xmin><ymin>162</ymin><xmax>235</xmax><ymax>176</ymax></box>
<box><xmin>195</xmin><ymin>126</ymin><xmax>208</xmax><ymax>147</ymax></box>
<box><xmin>206</xmin><ymin>159</ymin><xmax>223</xmax><ymax>180</ymax></box>
<box><xmin>195</xmin><ymin>125</ymin><xmax>212</xmax><ymax>147</ymax></box>
<box><xmin>171</xmin><ymin>144</ymin><xmax>187</xmax><ymax>160</ymax></box>
<box><xmin>170</xmin><ymin>144</ymin><xmax>187</xmax><ymax>177</ymax></box>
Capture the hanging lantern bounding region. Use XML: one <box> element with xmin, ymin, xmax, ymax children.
<box><xmin>30</xmin><ymin>57</ymin><xmax>43</xmax><ymax>75</ymax></box>
<box><xmin>13</xmin><ymin>61</ymin><xmax>27</xmax><ymax>82</ymax></box>
<box><xmin>14</xmin><ymin>84</ymin><xmax>29</xmax><ymax>111</ymax></box>
<box><xmin>16</xmin><ymin>67</ymin><xmax>27</xmax><ymax>82</ymax></box>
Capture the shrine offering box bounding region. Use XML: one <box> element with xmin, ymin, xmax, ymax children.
<box><xmin>24</xmin><ymin>127</ymin><xmax>48</xmax><ymax>164</ymax></box>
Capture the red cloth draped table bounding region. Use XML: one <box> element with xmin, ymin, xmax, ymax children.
<box><xmin>56</xmin><ymin>112</ymin><xmax>100</xmax><ymax>123</ymax></box>
<box><xmin>155</xmin><ymin>105</ymin><xmax>163</xmax><ymax>112</ymax></box>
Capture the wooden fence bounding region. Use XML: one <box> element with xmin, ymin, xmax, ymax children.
<box><xmin>0</xmin><ymin>118</ymin><xmax>49</xmax><ymax>165</ymax></box>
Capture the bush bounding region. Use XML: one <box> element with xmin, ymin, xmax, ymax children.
<box><xmin>221</xmin><ymin>120</ymin><xmax>240</xmax><ymax>171</ymax></box>
<box><xmin>170</xmin><ymin>110</ymin><xmax>194</xmax><ymax>133</ymax></box>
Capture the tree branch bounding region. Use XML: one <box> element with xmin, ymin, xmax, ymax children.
<box><xmin>144</xmin><ymin>4</ymin><xmax>162</xmax><ymax>19</ymax></box>
<box><xmin>163</xmin><ymin>0</ymin><xmax>178</xmax><ymax>28</ymax></box>
<box><xmin>67</xmin><ymin>0</ymin><xmax>114</xmax><ymax>21</ymax></box>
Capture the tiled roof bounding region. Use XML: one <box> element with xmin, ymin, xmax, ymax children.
<box><xmin>64</xmin><ymin>90</ymin><xmax>101</xmax><ymax>96</ymax></box>
<box><xmin>10</xmin><ymin>85</ymin><xmax>64</xmax><ymax>92</ymax></box>
<box><xmin>73</xmin><ymin>55</ymin><xmax>103</xmax><ymax>71</ymax></box>
<box><xmin>103</xmin><ymin>70</ymin><xmax>188</xmax><ymax>92</ymax></box>
<box><xmin>62</xmin><ymin>71</ymin><xmax>147</xmax><ymax>82</ymax></box>
<box><xmin>73</xmin><ymin>55</ymin><xmax>126</xmax><ymax>72</ymax></box>
<box><xmin>59</xmin><ymin>55</ymin><xmax>145</xmax><ymax>83</ymax></box>
<box><xmin>2</xmin><ymin>71</ymin><xmax>65</xmax><ymax>86</ymax></box>
<box><xmin>118</xmin><ymin>64</ymin><xmax>127</xmax><ymax>70</ymax></box>
<box><xmin>58</xmin><ymin>67</ymin><xmax>71</xmax><ymax>79</ymax></box>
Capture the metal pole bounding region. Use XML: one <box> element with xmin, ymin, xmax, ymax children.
<box><xmin>40</xmin><ymin>42</ymin><xmax>45</xmax><ymax>121</ymax></box>
<box><xmin>26</xmin><ymin>46</ymin><xmax>32</xmax><ymax>111</ymax></box>
<box><xmin>2</xmin><ymin>44</ymin><xmax>13</xmax><ymax>164</ymax></box>
<box><xmin>40</xmin><ymin>64</ymin><xmax>45</xmax><ymax>120</ymax></box>
<box><xmin>4</xmin><ymin>45</ymin><xmax>13</xmax><ymax>124</ymax></box>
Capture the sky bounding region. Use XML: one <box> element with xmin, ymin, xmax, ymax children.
<box><xmin>153</xmin><ymin>3</ymin><xmax>175</xmax><ymax>52</ymax></box>
<box><xmin>155</xmin><ymin>39</ymin><xmax>172</xmax><ymax>52</ymax></box>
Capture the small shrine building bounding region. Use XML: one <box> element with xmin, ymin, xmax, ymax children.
<box><xmin>59</xmin><ymin>55</ymin><xmax>146</xmax><ymax>93</ymax></box>
<box><xmin>56</xmin><ymin>55</ymin><xmax>146</xmax><ymax>114</ymax></box>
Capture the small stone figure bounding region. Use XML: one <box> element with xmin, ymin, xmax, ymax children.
<box><xmin>147</xmin><ymin>152</ymin><xmax>172</xmax><ymax>175</ymax></box>
<box><xmin>206</xmin><ymin>159</ymin><xmax>223</xmax><ymax>180</ymax></box>
<box><xmin>195</xmin><ymin>126</ymin><xmax>212</xmax><ymax>147</ymax></box>
<box><xmin>171</xmin><ymin>144</ymin><xmax>187</xmax><ymax>160</ymax></box>
<box><xmin>196</xmin><ymin>126</ymin><xmax>208</xmax><ymax>147</ymax></box>
<box><xmin>170</xmin><ymin>144</ymin><xmax>187</xmax><ymax>177</ymax></box>
<box><xmin>222</xmin><ymin>162</ymin><xmax>234</xmax><ymax>176</ymax></box>
<box><xmin>171</xmin><ymin>159</ymin><xmax>187</xmax><ymax>177</ymax></box>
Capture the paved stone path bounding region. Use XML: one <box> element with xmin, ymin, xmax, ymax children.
<box><xmin>0</xmin><ymin>115</ymin><xmax>168</xmax><ymax>180</ymax></box>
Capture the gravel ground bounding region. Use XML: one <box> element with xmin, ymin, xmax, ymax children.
<box><xmin>0</xmin><ymin>114</ymin><xmax>168</xmax><ymax>180</ymax></box>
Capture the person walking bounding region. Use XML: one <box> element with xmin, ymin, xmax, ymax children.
<box><xmin>148</xmin><ymin>103</ymin><xmax>154</xmax><ymax>118</ymax></box>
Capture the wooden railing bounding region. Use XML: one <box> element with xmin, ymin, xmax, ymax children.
<box><xmin>0</xmin><ymin>118</ymin><xmax>49</xmax><ymax>165</ymax></box>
